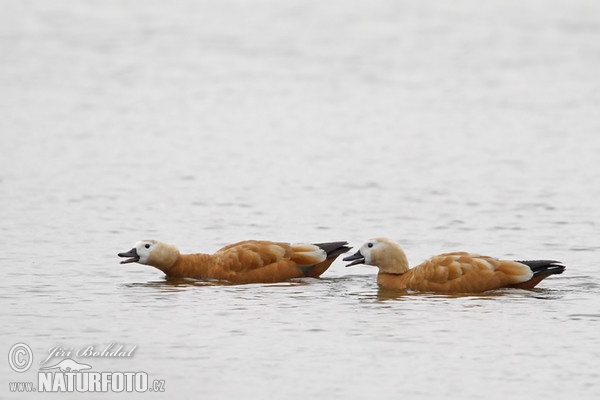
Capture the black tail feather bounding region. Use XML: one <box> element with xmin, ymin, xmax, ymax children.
<box><xmin>314</xmin><ymin>241</ymin><xmax>352</xmax><ymax>259</ymax></box>
<box><xmin>515</xmin><ymin>260</ymin><xmax>566</xmax><ymax>276</ymax></box>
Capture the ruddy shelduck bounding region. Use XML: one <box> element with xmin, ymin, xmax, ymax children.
<box><xmin>118</xmin><ymin>240</ymin><xmax>351</xmax><ymax>283</ymax></box>
<box><xmin>344</xmin><ymin>238</ymin><xmax>565</xmax><ymax>293</ymax></box>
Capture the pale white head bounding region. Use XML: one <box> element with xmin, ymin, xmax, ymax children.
<box><xmin>118</xmin><ymin>240</ymin><xmax>180</xmax><ymax>271</ymax></box>
<box><xmin>343</xmin><ymin>238</ymin><xmax>410</xmax><ymax>274</ymax></box>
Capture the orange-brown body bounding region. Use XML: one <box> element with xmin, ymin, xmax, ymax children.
<box><xmin>119</xmin><ymin>240</ymin><xmax>350</xmax><ymax>284</ymax></box>
<box><xmin>345</xmin><ymin>238</ymin><xmax>565</xmax><ymax>293</ymax></box>
<box><xmin>376</xmin><ymin>252</ymin><xmax>536</xmax><ymax>292</ymax></box>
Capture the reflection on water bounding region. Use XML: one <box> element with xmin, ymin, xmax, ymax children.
<box><xmin>125</xmin><ymin>278</ymin><xmax>232</xmax><ymax>291</ymax></box>
<box><xmin>568</xmin><ymin>314</ymin><xmax>600</xmax><ymax>321</ymax></box>
<box><xmin>375</xmin><ymin>284</ymin><xmax>567</xmax><ymax>302</ymax></box>
<box><xmin>124</xmin><ymin>277</ymin><xmax>314</xmax><ymax>291</ymax></box>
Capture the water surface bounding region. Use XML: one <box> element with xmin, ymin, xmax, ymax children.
<box><xmin>1</xmin><ymin>0</ymin><xmax>599</xmax><ymax>399</ymax></box>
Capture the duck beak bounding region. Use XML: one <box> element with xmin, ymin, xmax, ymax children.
<box><xmin>343</xmin><ymin>250</ymin><xmax>365</xmax><ymax>267</ymax></box>
<box><xmin>118</xmin><ymin>248</ymin><xmax>140</xmax><ymax>264</ymax></box>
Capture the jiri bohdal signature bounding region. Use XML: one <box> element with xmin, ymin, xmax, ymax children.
<box><xmin>39</xmin><ymin>343</ymin><xmax>137</xmax><ymax>365</ymax></box>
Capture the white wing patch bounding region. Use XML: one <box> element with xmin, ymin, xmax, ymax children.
<box><xmin>291</xmin><ymin>243</ymin><xmax>327</xmax><ymax>265</ymax></box>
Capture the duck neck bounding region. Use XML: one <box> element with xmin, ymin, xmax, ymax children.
<box><xmin>147</xmin><ymin>244</ymin><xmax>180</xmax><ymax>271</ymax></box>
<box><xmin>377</xmin><ymin>249</ymin><xmax>410</xmax><ymax>275</ymax></box>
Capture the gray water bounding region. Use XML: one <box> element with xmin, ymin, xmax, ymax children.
<box><xmin>2</xmin><ymin>0</ymin><xmax>600</xmax><ymax>398</ymax></box>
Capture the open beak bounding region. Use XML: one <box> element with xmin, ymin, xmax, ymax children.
<box><xmin>343</xmin><ymin>250</ymin><xmax>366</xmax><ymax>267</ymax></box>
<box><xmin>118</xmin><ymin>248</ymin><xmax>140</xmax><ymax>264</ymax></box>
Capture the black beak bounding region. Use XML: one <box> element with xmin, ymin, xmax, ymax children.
<box><xmin>343</xmin><ymin>250</ymin><xmax>366</xmax><ymax>267</ymax></box>
<box><xmin>118</xmin><ymin>248</ymin><xmax>140</xmax><ymax>264</ymax></box>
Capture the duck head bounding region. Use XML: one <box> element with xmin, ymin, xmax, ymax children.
<box><xmin>343</xmin><ymin>238</ymin><xmax>410</xmax><ymax>274</ymax></box>
<box><xmin>118</xmin><ymin>240</ymin><xmax>180</xmax><ymax>272</ymax></box>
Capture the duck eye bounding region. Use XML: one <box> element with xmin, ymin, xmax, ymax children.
<box><xmin>367</xmin><ymin>243</ymin><xmax>373</xmax><ymax>248</ymax></box>
<box><xmin>145</xmin><ymin>244</ymin><xmax>151</xmax><ymax>249</ymax></box>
